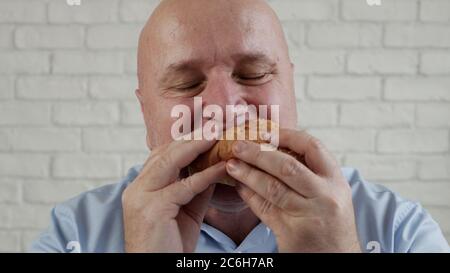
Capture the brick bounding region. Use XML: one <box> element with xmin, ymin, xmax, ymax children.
<box><xmin>427</xmin><ymin>207</ymin><xmax>450</xmax><ymax>234</ymax></box>
<box><xmin>308</xmin><ymin>128</ymin><xmax>376</xmax><ymax>152</ymax></box>
<box><xmin>0</xmin><ymin>179</ymin><xmax>21</xmax><ymax>204</ymax></box>
<box><xmin>421</xmin><ymin>52</ymin><xmax>450</xmax><ymax>74</ymax></box>
<box><xmin>0</xmin><ymin>130</ymin><xmax>10</xmax><ymax>151</ymax></box>
<box><xmin>53</xmin><ymin>102</ymin><xmax>119</xmax><ymax>125</ymax></box>
<box><xmin>15</xmin><ymin>26</ymin><xmax>84</xmax><ymax>49</ymax></box>
<box><xmin>385</xmin><ymin>24</ymin><xmax>450</xmax><ymax>48</ymax></box>
<box><xmin>120</xmin><ymin>0</ymin><xmax>160</xmax><ymax>22</ymax></box>
<box><xmin>0</xmin><ymin>102</ymin><xmax>51</xmax><ymax>125</ymax></box>
<box><xmin>121</xmin><ymin>101</ymin><xmax>144</xmax><ymax>125</ymax></box>
<box><xmin>347</xmin><ymin>50</ymin><xmax>418</xmax><ymax>74</ymax></box>
<box><xmin>0</xmin><ymin>154</ymin><xmax>49</xmax><ymax>178</ymax></box>
<box><xmin>9</xmin><ymin>128</ymin><xmax>81</xmax><ymax>152</ymax></box>
<box><xmin>385</xmin><ymin>78</ymin><xmax>450</xmax><ymax>101</ymax></box>
<box><xmin>123</xmin><ymin>153</ymin><xmax>148</xmax><ymax>176</ymax></box>
<box><xmin>297</xmin><ymin>102</ymin><xmax>337</xmax><ymax>127</ymax></box>
<box><xmin>418</xmin><ymin>156</ymin><xmax>450</xmax><ymax>180</ymax></box>
<box><xmin>0</xmin><ymin>1</ymin><xmax>46</xmax><ymax>23</ymax></box>
<box><xmin>0</xmin><ymin>231</ymin><xmax>20</xmax><ymax>252</ymax></box>
<box><xmin>21</xmin><ymin>230</ymin><xmax>41</xmax><ymax>252</ymax></box>
<box><xmin>292</xmin><ymin>50</ymin><xmax>345</xmax><ymax>75</ymax></box>
<box><xmin>89</xmin><ymin>76</ymin><xmax>137</xmax><ymax>99</ymax></box>
<box><xmin>420</xmin><ymin>0</ymin><xmax>450</xmax><ymax>22</ymax></box>
<box><xmin>308</xmin><ymin>76</ymin><xmax>381</xmax><ymax>100</ymax></box>
<box><xmin>53</xmin><ymin>154</ymin><xmax>122</xmax><ymax>179</ymax></box>
<box><xmin>344</xmin><ymin>154</ymin><xmax>416</xmax><ymax>180</ymax></box>
<box><xmin>0</xmin><ymin>52</ymin><xmax>50</xmax><ymax>74</ymax></box>
<box><xmin>308</xmin><ymin>23</ymin><xmax>381</xmax><ymax>48</ymax></box>
<box><xmin>82</xmin><ymin>128</ymin><xmax>146</xmax><ymax>152</ymax></box>
<box><xmin>23</xmin><ymin>181</ymin><xmax>87</xmax><ymax>204</ymax></box>
<box><xmin>0</xmin><ymin>205</ymin><xmax>52</xmax><ymax>229</ymax></box>
<box><xmin>17</xmin><ymin>76</ymin><xmax>88</xmax><ymax>100</ymax></box>
<box><xmin>342</xmin><ymin>0</ymin><xmax>417</xmax><ymax>21</ymax></box>
<box><xmin>380</xmin><ymin>182</ymin><xmax>450</xmax><ymax>207</ymax></box>
<box><xmin>269</xmin><ymin>0</ymin><xmax>338</xmax><ymax>21</ymax></box>
<box><xmin>53</xmin><ymin>52</ymin><xmax>123</xmax><ymax>75</ymax></box>
<box><xmin>417</xmin><ymin>104</ymin><xmax>450</xmax><ymax>127</ymax></box>
<box><xmin>87</xmin><ymin>24</ymin><xmax>141</xmax><ymax>49</ymax></box>
<box><xmin>49</xmin><ymin>0</ymin><xmax>118</xmax><ymax>23</ymax></box>
<box><xmin>282</xmin><ymin>21</ymin><xmax>305</xmax><ymax>51</ymax></box>
<box><xmin>294</xmin><ymin>76</ymin><xmax>306</xmax><ymax>101</ymax></box>
<box><xmin>124</xmin><ymin>50</ymin><xmax>138</xmax><ymax>74</ymax></box>
<box><xmin>0</xmin><ymin>25</ymin><xmax>14</xmax><ymax>48</ymax></box>
<box><xmin>340</xmin><ymin>103</ymin><xmax>414</xmax><ymax>127</ymax></box>
<box><xmin>0</xmin><ymin>76</ymin><xmax>14</xmax><ymax>99</ymax></box>
<box><xmin>377</xmin><ymin>129</ymin><xmax>448</xmax><ymax>153</ymax></box>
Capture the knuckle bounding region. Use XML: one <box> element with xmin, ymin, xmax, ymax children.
<box><xmin>153</xmin><ymin>154</ymin><xmax>173</xmax><ymax>170</ymax></box>
<box><xmin>308</xmin><ymin>136</ymin><xmax>323</xmax><ymax>151</ymax></box>
<box><xmin>259</xmin><ymin>199</ymin><xmax>273</xmax><ymax>215</ymax></box>
<box><xmin>179</xmin><ymin>177</ymin><xmax>196</xmax><ymax>196</ymax></box>
<box><xmin>265</xmin><ymin>177</ymin><xmax>287</xmax><ymax>205</ymax></box>
<box><xmin>324</xmin><ymin>195</ymin><xmax>344</xmax><ymax>216</ymax></box>
<box><xmin>280</xmin><ymin>157</ymin><xmax>304</xmax><ymax>177</ymax></box>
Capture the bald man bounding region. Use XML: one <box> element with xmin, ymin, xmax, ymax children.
<box><xmin>31</xmin><ymin>0</ymin><xmax>449</xmax><ymax>253</ymax></box>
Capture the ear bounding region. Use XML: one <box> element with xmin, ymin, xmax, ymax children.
<box><xmin>136</xmin><ymin>89</ymin><xmax>153</xmax><ymax>150</ymax></box>
<box><xmin>135</xmin><ymin>89</ymin><xmax>144</xmax><ymax>113</ymax></box>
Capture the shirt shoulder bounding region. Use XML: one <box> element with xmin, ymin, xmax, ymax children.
<box><xmin>29</xmin><ymin>165</ymin><xmax>142</xmax><ymax>253</ymax></box>
<box><xmin>342</xmin><ymin>167</ymin><xmax>450</xmax><ymax>253</ymax></box>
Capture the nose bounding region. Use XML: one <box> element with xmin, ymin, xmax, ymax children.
<box><xmin>202</xmin><ymin>70</ymin><xmax>246</xmax><ymax>109</ymax></box>
<box><xmin>199</xmin><ymin>70</ymin><xmax>249</xmax><ymax>126</ymax></box>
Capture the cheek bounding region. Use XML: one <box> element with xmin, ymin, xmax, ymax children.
<box><xmin>245</xmin><ymin>81</ymin><xmax>298</xmax><ymax>128</ymax></box>
<box><xmin>146</xmin><ymin>99</ymin><xmax>195</xmax><ymax>146</ymax></box>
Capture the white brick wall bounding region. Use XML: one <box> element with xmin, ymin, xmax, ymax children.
<box><xmin>0</xmin><ymin>0</ymin><xmax>449</xmax><ymax>252</ymax></box>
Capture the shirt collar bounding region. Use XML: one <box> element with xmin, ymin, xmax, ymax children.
<box><xmin>200</xmin><ymin>221</ymin><xmax>276</xmax><ymax>252</ymax></box>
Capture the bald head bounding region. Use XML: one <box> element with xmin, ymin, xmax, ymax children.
<box><xmin>137</xmin><ymin>0</ymin><xmax>290</xmax><ymax>90</ymax></box>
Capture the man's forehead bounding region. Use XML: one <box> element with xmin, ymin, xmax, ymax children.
<box><xmin>138</xmin><ymin>0</ymin><xmax>288</xmax><ymax>83</ymax></box>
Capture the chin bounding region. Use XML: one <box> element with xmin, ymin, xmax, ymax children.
<box><xmin>208</xmin><ymin>184</ymin><xmax>249</xmax><ymax>213</ymax></box>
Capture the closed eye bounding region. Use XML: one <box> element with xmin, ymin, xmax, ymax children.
<box><xmin>234</xmin><ymin>73</ymin><xmax>273</xmax><ymax>85</ymax></box>
<box><xmin>239</xmin><ymin>74</ymin><xmax>268</xmax><ymax>80</ymax></box>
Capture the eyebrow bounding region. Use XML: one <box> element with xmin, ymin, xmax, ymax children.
<box><xmin>232</xmin><ymin>52</ymin><xmax>277</xmax><ymax>69</ymax></box>
<box><xmin>159</xmin><ymin>60</ymin><xmax>203</xmax><ymax>88</ymax></box>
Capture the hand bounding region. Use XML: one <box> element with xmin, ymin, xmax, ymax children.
<box><xmin>122</xmin><ymin>137</ymin><xmax>227</xmax><ymax>252</ymax></box>
<box><xmin>226</xmin><ymin>129</ymin><xmax>361</xmax><ymax>252</ymax></box>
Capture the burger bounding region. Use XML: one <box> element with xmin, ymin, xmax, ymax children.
<box><xmin>188</xmin><ymin>118</ymin><xmax>304</xmax><ymax>186</ymax></box>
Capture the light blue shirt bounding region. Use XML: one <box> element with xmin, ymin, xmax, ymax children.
<box><xmin>30</xmin><ymin>165</ymin><xmax>450</xmax><ymax>253</ymax></box>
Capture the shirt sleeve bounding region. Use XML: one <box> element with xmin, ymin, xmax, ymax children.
<box><xmin>28</xmin><ymin>205</ymin><xmax>78</xmax><ymax>253</ymax></box>
<box><xmin>394</xmin><ymin>202</ymin><xmax>450</xmax><ymax>253</ymax></box>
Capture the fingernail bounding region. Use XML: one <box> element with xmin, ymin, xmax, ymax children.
<box><xmin>233</xmin><ymin>141</ymin><xmax>247</xmax><ymax>154</ymax></box>
<box><xmin>227</xmin><ymin>159</ymin><xmax>240</xmax><ymax>173</ymax></box>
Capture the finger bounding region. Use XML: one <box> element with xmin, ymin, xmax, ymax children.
<box><xmin>234</xmin><ymin>182</ymin><xmax>280</xmax><ymax>225</ymax></box>
<box><xmin>143</xmin><ymin>137</ymin><xmax>219</xmax><ymax>191</ymax></box>
<box><xmin>278</xmin><ymin>129</ymin><xmax>338</xmax><ymax>176</ymax></box>
<box><xmin>181</xmin><ymin>184</ymin><xmax>216</xmax><ymax>224</ymax></box>
<box><xmin>231</xmin><ymin>140</ymin><xmax>321</xmax><ymax>197</ymax></box>
<box><xmin>226</xmin><ymin>159</ymin><xmax>307</xmax><ymax>211</ymax></box>
<box><xmin>164</xmin><ymin>161</ymin><xmax>227</xmax><ymax>206</ymax></box>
